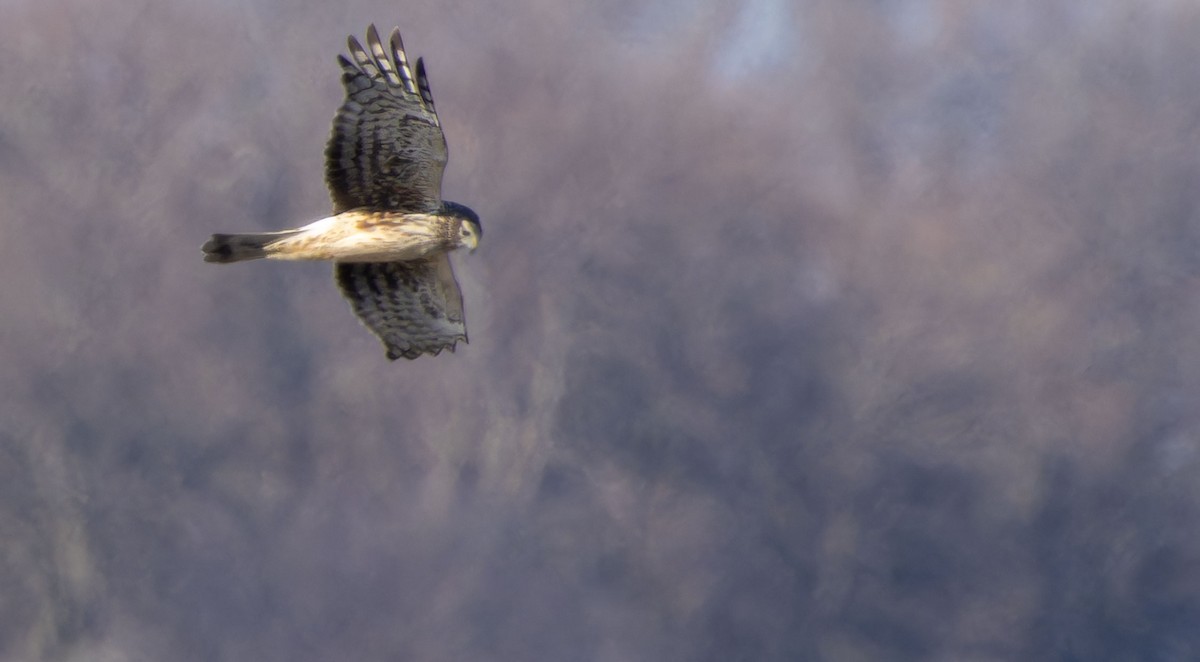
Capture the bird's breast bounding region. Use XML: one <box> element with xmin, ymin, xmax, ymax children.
<box><xmin>318</xmin><ymin>210</ymin><xmax>450</xmax><ymax>262</ymax></box>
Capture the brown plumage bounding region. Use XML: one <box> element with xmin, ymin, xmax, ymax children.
<box><xmin>202</xmin><ymin>24</ymin><xmax>482</xmax><ymax>360</ymax></box>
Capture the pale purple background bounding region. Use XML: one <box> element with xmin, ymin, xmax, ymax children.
<box><xmin>4</xmin><ymin>1</ymin><xmax>1200</xmax><ymax>660</ymax></box>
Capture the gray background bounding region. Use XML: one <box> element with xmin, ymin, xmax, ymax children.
<box><xmin>4</xmin><ymin>1</ymin><xmax>1200</xmax><ymax>660</ymax></box>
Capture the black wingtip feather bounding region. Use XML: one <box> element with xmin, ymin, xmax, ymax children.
<box><xmin>347</xmin><ymin>35</ymin><xmax>372</xmax><ymax>72</ymax></box>
<box><xmin>389</xmin><ymin>27</ymin><xmax>405</xmax><ymax>55</ymax></box>
<box><xmin>366</xmin><ymin>25</ymin><xmax>384</xmax><ymax>60</ymax></box>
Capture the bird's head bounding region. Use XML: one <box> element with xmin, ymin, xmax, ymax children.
<box><xmin>444</xmin><ymin>201</ymin><xmax>481</xmax><ymax>253</ymax></box>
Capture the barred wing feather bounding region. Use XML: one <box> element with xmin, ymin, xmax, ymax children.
<box><xmin>335</xmin><ymin>256</ymin><xmax>467</xmax><ymax>360</ymax></box>
<box><xmin>324</xmin><ymin>25</ymin><xmax>447</xmax><ymax>214</ymax></box>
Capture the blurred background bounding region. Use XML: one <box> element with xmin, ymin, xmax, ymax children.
<box><xmin>3</xmin><ymin>0</ymin><xmax>1200</xmax><ymax>660</ymax></box>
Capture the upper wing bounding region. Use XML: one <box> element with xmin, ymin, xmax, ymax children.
<box><xmin>335</xmin><ymin>255</ymin><xmax>467</xmax><ymax>360</ymax></box>
<box><xmin>325</xmin><ymin>25</ymin><xmax>447</xmax><ymax>214</ymax></box>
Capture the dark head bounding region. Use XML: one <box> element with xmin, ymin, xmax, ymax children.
<box><xmin>443</xmin><ymin>201</ymin><xmax>481</xmax><ymax>252</ymax></box>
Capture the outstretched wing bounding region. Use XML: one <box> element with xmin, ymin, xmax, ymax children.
<box><xmin>335</xmin><ymin>256</ymin><xmax>467</xmax><ymax>360</ymax></box>
<box><xmin>325</xmin><ymin>25</ymin><xmax>447</xmax><ymax>214</ymax></box>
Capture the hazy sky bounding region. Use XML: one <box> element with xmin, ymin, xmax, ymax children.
<box><xmin>3</xmin><ymin>1</ymin><xmax>1200</xmax><ymax>660</ymax></box>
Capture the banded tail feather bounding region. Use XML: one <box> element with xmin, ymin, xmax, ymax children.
<box><xmin>202</xmin><ymin>229</ymin><xmax>304</xmax><ymax>263</ymax></box>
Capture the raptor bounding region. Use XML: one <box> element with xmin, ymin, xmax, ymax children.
<box><xmin>203</xmin><ymin>25</ymin><xmax>480</xmax><ymax>360</ymax></box>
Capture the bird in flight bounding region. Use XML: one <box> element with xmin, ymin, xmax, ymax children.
<box><xmin>203</xmin><ymin>24</ymin><xmax>481</xmax><ymax>360</ymax></box>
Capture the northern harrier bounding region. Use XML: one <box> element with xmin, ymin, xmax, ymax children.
<box><xmin>203</xmin><ymin>25</ymin><xmax>481</xmax><ymax>360</ymax></box>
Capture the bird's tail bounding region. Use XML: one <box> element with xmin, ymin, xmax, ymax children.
<box><xmin>202</xmin><ymin>230</ymin><xmax>303</xmax><ymax>263</ymax></box>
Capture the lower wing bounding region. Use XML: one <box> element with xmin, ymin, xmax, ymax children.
<box><xmin>335</xmin><ymin>255</ymin><xmax>467</xmax><ymax>360</ymax></box>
